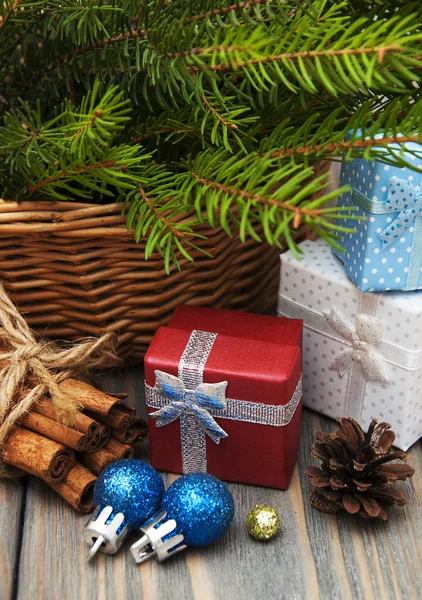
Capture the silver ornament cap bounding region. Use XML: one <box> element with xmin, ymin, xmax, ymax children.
<box><xmin>84</xmin><ymin>506</ymin><xmax>130</xmax><ymax>560</ymax></box>
<box><xmin>130</xmin><ymin>511</ymin><xmax>186</xmax><ymax>564</ymax></box>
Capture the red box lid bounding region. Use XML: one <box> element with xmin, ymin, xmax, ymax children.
<box><xmin>145</xmin><ymin>327</ymin><xmax>301</xmax><ymax>406</ymax></box>
<box><xmin>168</xmin><ymin>305</ymin><xmax>302</xmax><ymax>348</ymax></box>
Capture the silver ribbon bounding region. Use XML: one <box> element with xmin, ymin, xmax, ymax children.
<box><xmin>146</xmin><ymin>329</ymin><xmax>303</xmax><ymax>474</ymax></box>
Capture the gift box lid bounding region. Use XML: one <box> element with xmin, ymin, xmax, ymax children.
<box><xmin>279</xmin><ymin>239</ymin><xmax>422</xmax><ymax>357</ymax></box>
<box><xmin>145</xmin><ymin>326</ymin><xmax>301</xmax><ymax>406</ymax></box>
<box><xmin>333</xmin><ymin>139</ymin><xmax>422</xmax><ymax>293</ymax></box>
<box><xmin>339</xmin><ymin>136</ymin><xmax>422</xmax><ymax>206</ymax></box>
<box><xmin>168</xmin><ymin>304</ymin><xmax>302</xmax><ymax>348</ymax></box>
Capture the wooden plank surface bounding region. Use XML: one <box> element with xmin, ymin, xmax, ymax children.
<box><xmin>1</xmin><ymin>366</ymin><xmax>421</xmax><ymax>600</ymax></box>
<box><xmin>0</xmin><ymin>476</ymin><xmax>25</xmax><ymax>600</ymax></box>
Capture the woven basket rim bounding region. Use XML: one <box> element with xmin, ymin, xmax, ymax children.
<box><xmin>0</xmin><ymin>199</ymin><xmax>210</xmax><ymax>237</ymax></box>
<box><xmin>0</xmin><ymin>199</ymin><xmax>101</xmax><ymax>210</ymax></box>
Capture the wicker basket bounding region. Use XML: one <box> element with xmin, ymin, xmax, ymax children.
<box><xmin>0</xmin><ymin>164</ymin><xmax>328</xmax><ymax>364</ymax></box>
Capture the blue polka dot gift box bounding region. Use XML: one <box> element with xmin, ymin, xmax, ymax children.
<box><xmin>333</xmin><ymin>142</ymin><xmax>422</xmax><ymax>292</ymax></box>
<box><xmin>278</xmin><ymin>238</ymin><xmax>422</xmax><ymax>451</ymax></box>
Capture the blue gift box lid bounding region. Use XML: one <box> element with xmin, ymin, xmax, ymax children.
<box><xmin>333</xmin><ymin>133</ymin><xmax>422</xmax><ymax>292</ymax></box>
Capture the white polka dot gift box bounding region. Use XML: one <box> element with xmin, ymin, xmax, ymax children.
<box><xmin>278</xmin><ymin>238</ymin><xmax>422</xmax><ymax>450</ymax></box>
<box><xmin>333</xmin><ymin>143</ymin><xmax>422</xmax><ymax>293</ymax></box>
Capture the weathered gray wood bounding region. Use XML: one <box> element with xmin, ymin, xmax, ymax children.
<box><xmin>6</xmin><ymin>367</ymin><xmax>422</xmax><ymax>600</ymax></box>
<box><xmin>0</xmin><ymin>477</ymin><xmax>25</xmax><ymax>600</ymax></box>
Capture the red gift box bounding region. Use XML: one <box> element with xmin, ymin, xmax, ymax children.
<box><xmin>144</xmin><ymin>308</ymin><xmax>303</xmax><ymax>489</ymax></box>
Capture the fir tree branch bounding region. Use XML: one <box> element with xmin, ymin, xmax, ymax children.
<box><xmin>0</xmin><ymin>0</ymin><xmax>43</xmax><ymax>75</ymax></box>
<box><xmin>271</xmin><ymin>134</ymin><xmax>422</xmax><ymax>158</ymax></box>
<box><xmin>190</xmin><ymin>170</ymin><xmax>319</xmax><ymax>228</ymax></box>
<box><xmin>29</xmin><ymin>30</ymin><xmax>144</xmax><ymax>84</ymax></box>
<box><xmin>173</xmin><ymin>148</ymin><xmax>354</xmax><ymax>252</ymax></box>
<box><xmin>131</xmin><ymin>101</ymin><xmax>256</xmax><ymax>153</ymax></box>
<box><xmin>61</xmin><ymin>81</ymin><xmax>131</xmax><ymax>157</ymax></box>
<box><xmin>138</xmin><ymin>183</ymin><xmax>186</xmax><ymax>240</ymax></box>
<box><xmin>160</xmin><ymin>43</ymin><xmax>403</xmax><ymax>64</ymax></box>
<box><xmin>0</xmin><ymin>0</ymin><xmax>24</xmax><ymax>28</ymax></box>
<box><xmin>65</xmin><ymin>108</ymin><xmax>104</xmax><ymax>140</ymax></box>
<box><xmin>25</xmin><ymin>160</ymin><xmax>119</xmax><ymax>194</ymax></box>
<box><xmin>258</xmin><ymin>95</ymin><xmax>422</xmax><ymax>167</ymax></box>
<box><xmin>131</xmin><ymin>3</ymin><xmax>145</xmax><ymax>32</ymax></box>
<box><xmin>0</xmin><ymin>100</ymin><xmax>65</xmax><ymax>172</ymax></box>
<box><xmin>150</xmin><ymin>0</ymin><xmax>298</xmax><ymax>35</ymax></box>
<box><xmin>10</xmin><ymin>1</ymin><xmax>422</xmax><ymax>107</ymax></box>
<box><xmin>183</xmin><ymin>0</ymin><xmax>275</xmax><ymax>24</ymax></box>
<box><xmin>132</xmin><ymin>127</ymin><xmax>202</xmax><ymax>143</ymax></box>
<box><xmin>125</xmin><ymin>173</ymin><xmax>210</xmax><ymax>272</ymax></box>
<box><xmin>20</xmin><ymin>0</ymin><xmax>285</xmax><ymax>86</ymax></box>
<box><xmin>201</xmin><ymin>94</ymin><xmax>238</xmax><ymax>129</ymax></box>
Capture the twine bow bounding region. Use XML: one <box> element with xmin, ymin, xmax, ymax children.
<box><xmin>151</xmin><ymin>370</ymin><xmax>228</xmax><ymax>444</ymax></box>
<box><xmin>379</xmin><ymin>177</ymin><xmax>422</xmax><ymax>248</ymax></box>
<box><xmin>0</xmin><ymin>283</ymin><xmax>122</xmax><ymax>477</ymax></box>
<box><xmin>324</xmin><ymin>307</ymin><xmax>389</xmax><ymax>383</ymax></box>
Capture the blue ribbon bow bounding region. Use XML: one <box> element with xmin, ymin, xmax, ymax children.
<box><xmin>151</xmin><ymin>370</ymin><xmax>229</xmax><ymax>444</ymax></box>
<box><xmin>379</xmin><ymin>177</ymin><xmax>422</xmax><ymax>249</ymax></box>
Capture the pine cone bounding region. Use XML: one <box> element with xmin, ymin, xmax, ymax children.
<box><xmin>305</xmin><ymin>418</ymin><xmax>415</xmax><ymax>520</ymax></box>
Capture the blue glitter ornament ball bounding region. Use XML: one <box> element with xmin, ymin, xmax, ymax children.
<box><xmin>161</xmin><ymin>473</ymin><xmax>234</xmax><ymax>547</ymax></box>
<box><xmin>94</xmin><ymin>459</ymin><xmax>165</xmax><ymax>530</ymax></box>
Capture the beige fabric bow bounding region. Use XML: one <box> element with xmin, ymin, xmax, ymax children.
<box><xmin>324</xmin><ymin>307</ymin><xmax>389</xmax><ymax>383</ymax></box>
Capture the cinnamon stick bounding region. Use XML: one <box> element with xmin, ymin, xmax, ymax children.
<box><xmin>106</xmin><ymin>392</ymin><xmax>129</xmax><ymax>400</ymax></box>
<box><xmin>2</xmin><ymin>427</ymin><xmax>74</xmax><ymax>483</ymax></box>
<box><xmin>79</xmin><ymin>435</ymin><xmax>135</xmax><ymax>474</ymax></box>
<box><xmin>84</xmin><ymin>410</ymin><xmax>135</xmax><ymax>430</ymax></box>
<box><xmin>21</xmin><ymin>412</ymin><xmax>89</xmax><ymax>452</ymax></box>
<box><xmin>33</xmin><ymin>396</ymin><xmax>110</xmax><ymax>452</ymax></box>
<box><xmin>79</xmin><ymin>448</ymin><xmax>117</xmax><ymax>475</ymax></box>
<box><xmin>60</xmin><ymin>379</ymin><xmax>135</xmax><ymax>429</ymax></box>
<box><xmin>85</xmin><ymin>424</ymin><xmax>110</xmax><ymax>453</ymax></box>
<box><xmin>112</xmin><ymin>417</ymin><xmax>148</xmax><ymax>445</ymax></box>
<box><xmin>34</xmin><ymin>396</ymin><xmax>101</xmax><ymax>438</ymax></box>
<box><xmin>105</xmin><ymin>437</ymin><xmax>135</xmax><ymax>460</ymax></box>
<box><xmin>48</xmin><ymin>462</ymin><xmax>96</xmax><ymax>513</ymax></box>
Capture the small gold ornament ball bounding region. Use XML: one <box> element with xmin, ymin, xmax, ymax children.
<box><xmin>246</xmin><ymin>504</ymin><xmax>280</xmax><ymax>540</ymax></box>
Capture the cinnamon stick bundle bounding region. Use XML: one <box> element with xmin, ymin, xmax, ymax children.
<box><xmin>2</xmin><ymin>427</ymin><xmax>74</xmax><ymax>483</ymax></box>
<box><xmin>2</xmin><ymin>373</ymin><xmax>146</xmax><ymax>510</ymax></box>
<box><xmin>0</xmin><ymin>282</ymin><xmax>120</xmax><ymax>489</ymax></box>
<box><xmin>49</xmin><ymin>462</ymin><xmax>96</xmax><ymax>513</ymax></box>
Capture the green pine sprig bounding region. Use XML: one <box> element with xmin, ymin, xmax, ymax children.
<box><xmin>1</xmin><ymin>1</ymin><xmax>422</xmax><ymax>271</ymax></box>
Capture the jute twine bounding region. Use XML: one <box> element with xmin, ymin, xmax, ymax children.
<box><xmin>0</xmin><ymin>283</ymin><xmax>122</xmax><ymax>477</ymax></box>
